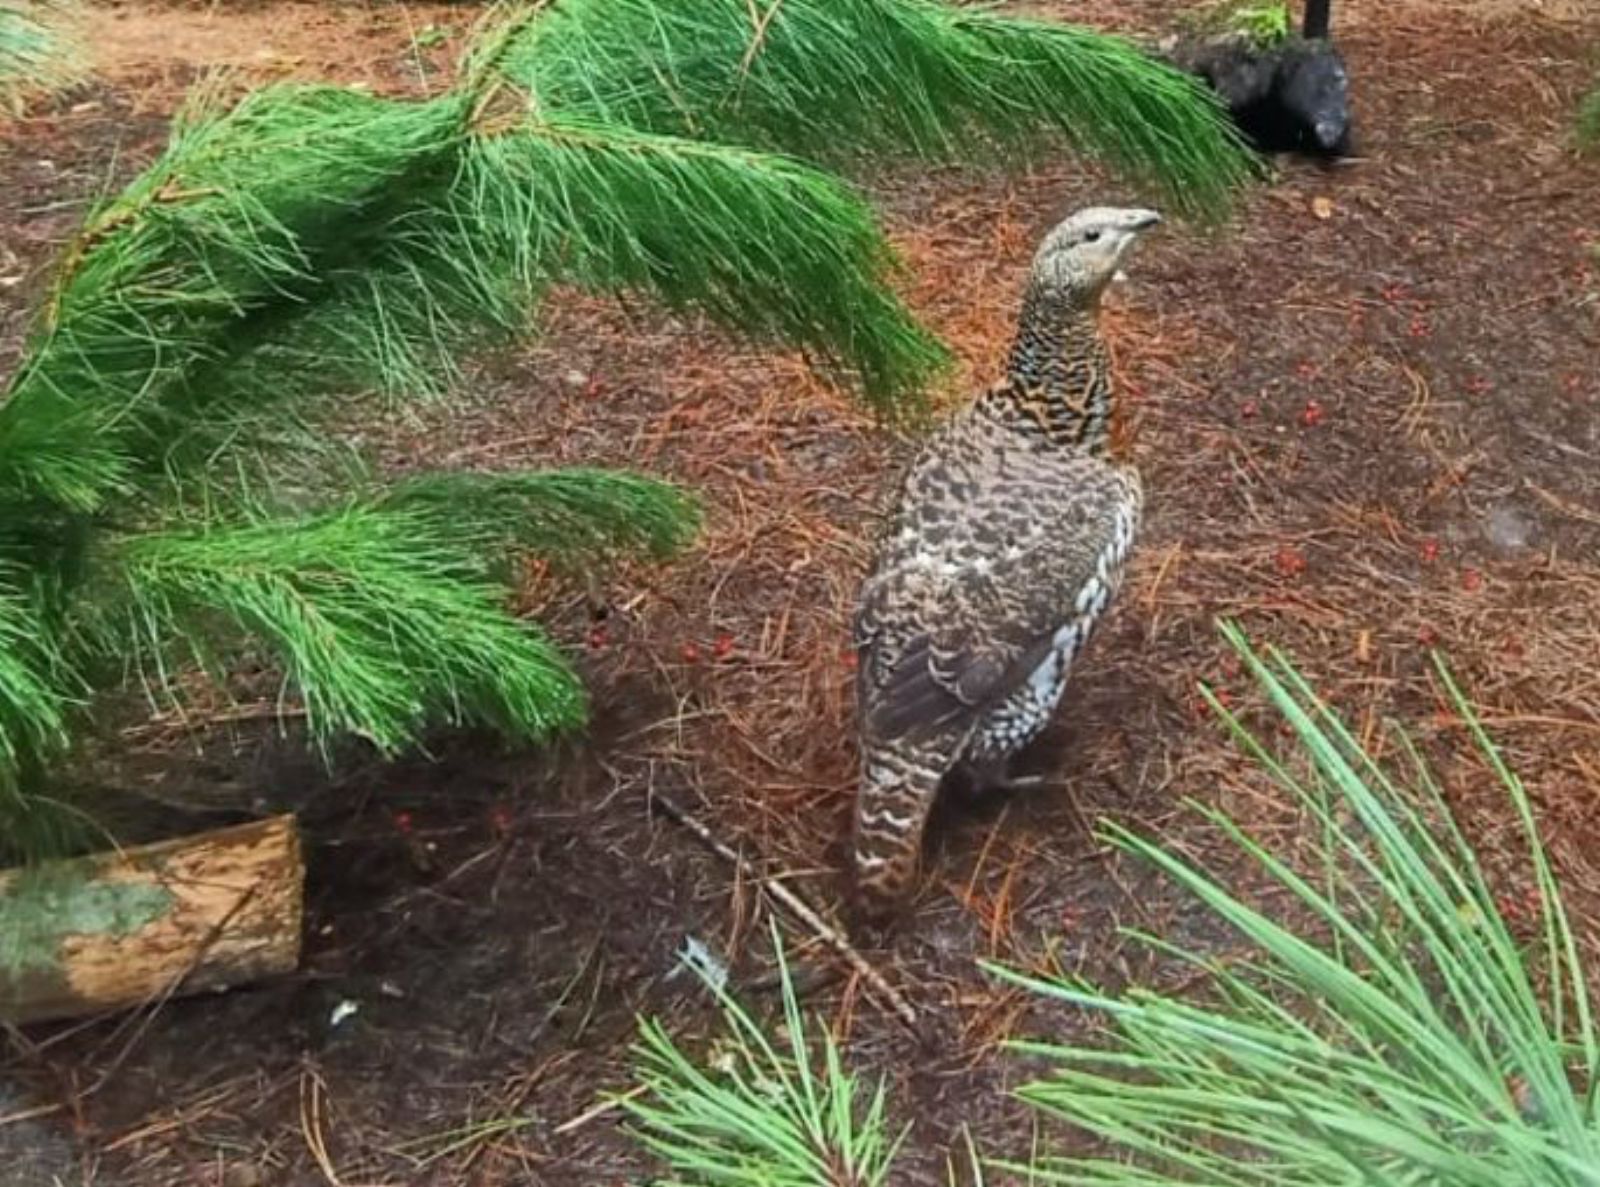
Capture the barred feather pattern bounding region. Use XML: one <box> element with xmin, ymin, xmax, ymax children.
<box><xmin>851</xmin><ymin>262</ymin><xmax>1144</xmax><ymax>916</ymax></box>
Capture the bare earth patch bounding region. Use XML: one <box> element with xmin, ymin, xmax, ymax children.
<box><xmin>3</xmin><ymin>0</ymin><xmax>1600</xmax><ymax>1183</ymax></box>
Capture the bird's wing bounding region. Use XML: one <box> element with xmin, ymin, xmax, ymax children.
<box><xmin>855</xmin><ymin>452</ymin><xmax>1139</xmax><ymax>745</ymax></box>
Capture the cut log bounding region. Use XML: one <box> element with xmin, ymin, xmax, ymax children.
<box><xmin>0</xmin><ymin>816</ymin><xmax>303</xmax><ymax>1024</ymax></box>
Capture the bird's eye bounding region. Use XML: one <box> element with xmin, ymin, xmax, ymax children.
<box><xmin>1083</xmin><ymin>230</ymin><xmax>1102</xmax><ymax>243</ymax></box>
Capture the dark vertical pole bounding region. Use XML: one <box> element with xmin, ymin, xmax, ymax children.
<box><xmin>1302</xmin><ymin>0</ymin><xmax>1332</xmax><ymax>39</ymax></box>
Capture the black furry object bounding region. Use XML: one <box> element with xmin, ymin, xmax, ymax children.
<box><xmin>1171</xmin><ymin>34</ymin><xmax>1355</xmax><ymax>159</ymax></box>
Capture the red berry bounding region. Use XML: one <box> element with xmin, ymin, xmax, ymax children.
<box><xmin>1462</xmin><ymin>569</ymin><xmax>1482</xmax><ymax>592</ymax></box>
<box><xmin>1301</xmin><ymin>399</ymin><xmax>1324</xmax><ymax>427</ymax></box>
<box><xmin>1274</xmin><ymin>544</ymin><xmax>1307</xmax><ymax>577</ymax></box>
<box><xmin>713</xmin><ymin>633</ymin><xmax>736</xmax><ymax>660</ymax></box>
<box><xmin>1409</xmin><ymin>317</ymin><xmax>1431</xmax><ymax>339</ymax></box>
<box><xmin>1240</xmin><ymin>399</ymin><xmax>1259</xmax><ymax>419</ymax></box>
<box><xmin>680</xmin><ymin>641</ymin><xmax>702</xmax><ymax>663</ymax></box>
<box><xmin>587</xmin><ymin>626</ymin><xmax>609</xmax><ymax>649</ymax></box>
<box><xmin>842</xmin><ymin>650</ymin><xmax>859</xmax><ymax>671</ymax></box>
<box><xmin>393</xmin><ymin>810</ymin><xmax>414</xmax><ymax>834</ymax></box>
<box><xmin>1419</xmin><ymin>538</ymin><xmax>1440</xmax><ymax>563</ymax></box>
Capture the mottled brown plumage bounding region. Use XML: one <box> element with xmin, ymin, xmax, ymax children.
<box><xmin>851</xmin><ymin>206</ymin><xmax>1161</xmax><ymax>918</ymax></box>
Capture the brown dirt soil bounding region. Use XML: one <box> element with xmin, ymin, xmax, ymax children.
<box><xmin>3</xmin><ymin>0</ymin><xmax>1600</xmax><ymax>1183</ymax></box>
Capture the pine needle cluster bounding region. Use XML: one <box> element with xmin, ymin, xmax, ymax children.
<box><xmin>630</xmin><ymin>628</ymin><xmax>1596</xmax><ymax>1184</ymax></box>
<box><xmin>0</xmin><ymin>0</ymin><xmax>79</xmax><ymax>113</ymax></box>
<box><xmin>0</xmin><ymin>1</ymin><xmax>1252</xmax><ymax>861</ymax></box>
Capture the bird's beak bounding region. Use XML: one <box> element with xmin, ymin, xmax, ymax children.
<box><xmin>1125</xmin><ymin>209</ymin><xmax>1163</xmax><ymax>232</ymax></box>
<box><xmin>1314</xmin><ymin>118</ymin><xmax>1346</xmax><ymax>150</ymax></box>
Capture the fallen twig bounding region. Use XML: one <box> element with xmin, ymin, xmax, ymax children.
<box><xmin>553</xmin><ymin>1084</ymin><xmax>649</xmax><ymax>1136</ymax></box>
<box><xmin>650</xmin><ymin>788</ymin><xmax>920</xmax><ymax>1032</ymax></box>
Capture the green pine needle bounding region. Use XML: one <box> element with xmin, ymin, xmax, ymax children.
<box><xmin>505</xmin><ymin>0</ymin><xmax>1257</xmax><ymax>218</ymax></box>
<box><xmin>0</xmin><ymin>1</ymin><xmax>80</xmax><ymax>111</ymax></box>
<box><xmin>94</xmin><ymin>506</ymin><xmax>586</xmax><ymax>756</ymax></box>
<box><xmin>627</xmin><ymin>921</ymin><xmax>907</xmax><ymax>1185</ymax></box>
<box><xmin>987</xmin><ymin>622</ymin><xmax>1598</xmax><ymax>1186</ymax></box>
<box><xmin>0</xmin><ymin>582</ymin><xmax>82</xmax><ymax>851</ymax></box>
<box><xmin>0</xmin><ymin>84</ymin><xmax>463</xmax><ymax>513</ymax></box>
<box><xmin>1579</xmin><ymin>80</ymin><xmax>1600</xmax><ymax>153</ymax></box>
<box><xmin>0</xmin><ymin>578</ymin><xmax>87</xmax><ymax>861</ymax></box>
<box><xmin>458</xmin><ymin>116</ymin><xmax>947</xmax><ymax>415</ymax></box>
<box><xmin>377</xmin><ymin>468</ymin><xmax>701</xmax><ymax>563</ymax></box>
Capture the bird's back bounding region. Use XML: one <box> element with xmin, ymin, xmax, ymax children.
<box><xmin>856</xmin><ymin>408</ymin><xmax>1140</xmax><ymax>752</ymax></box>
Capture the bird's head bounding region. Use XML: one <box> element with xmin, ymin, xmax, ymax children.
<box><xmin>1279</xmin><ymin>47</ymin><xmax>1353</xmax><ymax>155</ymax></box>
<box><xmin>1029</xmin><ymin>206</ymin><xmax>1162</xmax><ymax>304</ymax></box>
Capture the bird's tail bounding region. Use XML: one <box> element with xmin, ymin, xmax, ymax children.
<box><xmin>850</xmin><ymin>751</ymin><xmax>942</xmax><ymax>919</ymax></box>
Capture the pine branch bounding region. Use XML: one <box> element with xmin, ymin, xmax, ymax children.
<box><xmin>203</xmin><ymin>111</ymin><xmax>948</xmax><ymax>423</ymax></box>
<box><xmin>0</xmin><ymin>84</ymin><xmax>463</xmax><ymax>513</ymax></box>
<box><xmin>456</xmin><ymin>117</ymin><xmax>947</xmax><ymax>413</ymax></box>
<box><xmin>0</xmin><ymin>79</ymin><xmax>946</xmax><ymax>519</ymax></box>
<box><xmin>90</xmin><ymin>506</ymin><xmax>587</xmax><ymax>756</ymax></box>
<box><xmin>377</xmin><ymin>468</ymin><xmax>701</xmax><ymax>563</ymax></box>
<box><xmin>504</xmin><ymin>0</ymin><xmax>1257</xmax><ymax>217</ymax></box>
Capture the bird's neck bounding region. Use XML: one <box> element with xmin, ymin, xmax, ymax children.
<box><xmin>982</xmin><ymin>287</ymin><xmax>1114</xmax><ymax>453</ymax></box>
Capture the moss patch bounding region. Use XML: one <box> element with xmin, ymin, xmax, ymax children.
<box><xmin>0</xmin><ymin>865</ymin><xmax>173</xmax><ymax>976</ymax></box>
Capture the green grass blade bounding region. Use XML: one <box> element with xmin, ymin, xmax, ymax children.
<box><xmin>625</xmin><ymin>920</ymin><xmax>902</xmax><ymax>1185</ymax></box>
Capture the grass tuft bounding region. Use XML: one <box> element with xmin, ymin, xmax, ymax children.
<box><xmin>628</xmin><ymin>921</ymin><xmax>907</xmax><ymax>1186</ymax></box>
<box><xmin>988</xmin><ymin>622</ymin><xmax>1598</xmax><ymax>1186</ymax></box>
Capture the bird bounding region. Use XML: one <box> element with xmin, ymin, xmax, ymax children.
<box><xmin>849</xmin><ymin>206</ymin><xmax>1160</xmax><ymax>920</ymax></box>
<box><xmin>1165</xmin><ymin>0</ymin><xmax>1354</xmax><ymax>160</ymax></box>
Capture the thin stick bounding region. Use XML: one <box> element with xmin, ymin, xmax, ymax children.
<box><xmin>553</xmin><ymin>1084</ymin><xmax>648</xmax><ymax>1135</ymax></box>
<box><xmin>650</xmin><ymin>788</ymin><xmax>919</xmax><ymax>1032</ymax></box>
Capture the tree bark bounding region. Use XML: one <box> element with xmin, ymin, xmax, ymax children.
<box><xmin>0</xmin><ymin>816</ymin><xmax>303</xmax><ymax>1024</ymax></box>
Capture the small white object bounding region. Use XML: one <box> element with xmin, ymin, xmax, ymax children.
<box><xmin>1111</xmin><ymin>269</ymin><xmax>1130</xmax><ymax>285</ymax></box>
<box><xmin>329</xmin><ymin>999</ymin><xmax>360</xmax><ymax>1028</ymax></box>
<box><xmin>671</xmin><ymin>935</ymin><xmax>730</xmax><ymax>992</ymax></box>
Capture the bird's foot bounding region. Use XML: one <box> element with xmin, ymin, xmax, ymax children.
<box><xmin>951</xmin><ymin>758</ymin><xmax>1051</xmax><ymax>800</ymax></box>
<box><xmin>994</xmin><ymin>771</ymin><xmax>1049</xmax><ymax>791</ymax></box>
